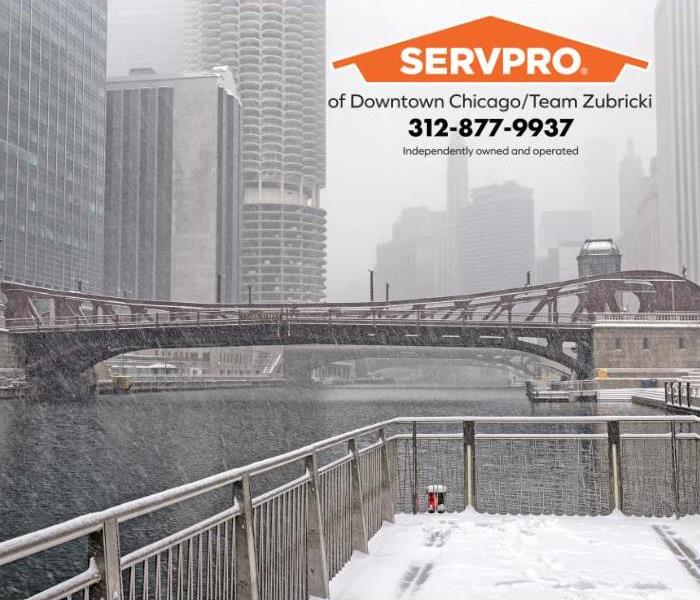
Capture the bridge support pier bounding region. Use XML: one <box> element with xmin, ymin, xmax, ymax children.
<box><xmin>25</xmin><ymin>367</ymin><xmax>98</xmax><ymax>402</ymax></box>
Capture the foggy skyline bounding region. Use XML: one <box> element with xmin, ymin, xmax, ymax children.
<box><xmin>106</xmin><ymin>1</ymin><xmax>659</xmax><ymax>302</ymax></box>
<box><xmin>326</xmin><ymin>0</ymin><xmax>657</xmax><ymax>300</ymax></box>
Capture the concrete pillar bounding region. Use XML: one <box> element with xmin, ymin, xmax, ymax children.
<box><xmin>25</xmin><ymin>367</ymin><xmax>98</xmax><ymax>402</ymax></box>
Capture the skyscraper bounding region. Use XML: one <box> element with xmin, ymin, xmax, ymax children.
<box><xmin>0</xmin><ymin>1</ymin><xmax>107</xmax><ymax>292</ymax></box>
<box><xmin>186</xmin><ymin>0</ymin><xmax>327</xmax><ymax>303</ymax></box>
<box><xmin>656</xmin><ymin>0</ymin><xmax>700</xmax><ymax>279</ymax></box>
<box><xmin>456</xmin><ymin>181</ymin><xmax>535</xmax><ymax>294</ymax></box>
<box><xmin>536</xmin><ymin>209</ymin><xmax>593</xmax><ymax>284</ymax></box>
<box><xmin>635</xmin><ymin>158</ymin><xmax>661</xmax><ymax>270</ymax></box>
<box><xmin>105</xmin><ymin>67</ymin><xmax>242</xmax><ymax>303</ymax></box>
<box><xmin>583</xmin><ymin>137</ymin><xmax>618</xmax><ymax>239</ymax></box>
<box><xmin>538</xmin><ymin>210</ymin><xmax>593</xmax><ymax>253</ymax></box>
<box><xmin>446</xmin><ymin>136</ymin><xmax>469</xmax><ymax>294</ymax></box>
<box><xmin>375</xmin><ymin>207</ymin><xmax>448</xmax><ymax>300</ymax></box>
<box><xmin>618</xmin><ymin>140</ymin><xmax>644</xmax><ymax>270</ymax></box>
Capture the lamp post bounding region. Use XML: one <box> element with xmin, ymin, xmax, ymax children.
<box><xmin>385</xmin><ymin>282</ymin><xmax>390</xmax><ymax>303</ymax></box>
<box><xmin>248</xmin><ymin>284</ymin><xmax>252</xmax><ymax>305</ymax></box>
<box><xmin>369</xmin><ymin>268</ymin><xmax>374</xmax><ymax>302</ymax></box>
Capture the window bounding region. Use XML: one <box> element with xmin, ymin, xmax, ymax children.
<box><xmin>642</xmin><ymin>337</ymin><xmax>649</xmax><ymax>351</ymax></box>
<box><xmin>614</xmin><ymin>338</ymin><xmax>622</xmax><ymax>351</ymax></box>
<box><xmin>679</xmin><ymin>337</ymin><xmax>686</xmax><ymax>350</ymax></box>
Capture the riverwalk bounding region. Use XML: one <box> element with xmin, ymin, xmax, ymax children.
<box><xmin>1</xmin><ymin>414</ymin><xmax>698</xmax><ymax>600</ymax></box>
<box><xmin>331</xmin><ymin>512</ymin><xmax>700</xmax><ymax>600</ymax></box>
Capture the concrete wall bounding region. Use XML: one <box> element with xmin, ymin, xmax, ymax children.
<box><xmin>171</xmin><ymin>77</ymin><xmax>219</xmax><ymax>303</ymax></box>
<box><xmin>592</xmin><ymin>324</ymin><xmax>700</xmax><ymax>371</ymax></box>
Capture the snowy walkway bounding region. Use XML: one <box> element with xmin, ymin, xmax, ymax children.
<box><xmin>330</xmin><ymin>511</ymin><xmax>700</xmax><ymax>600</ymax></box>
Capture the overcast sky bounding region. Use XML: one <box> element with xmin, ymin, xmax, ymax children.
<box><xmin>325</xmin><ymin>0</ymin><xmax>657</xmax><ymax>300</ymax></box>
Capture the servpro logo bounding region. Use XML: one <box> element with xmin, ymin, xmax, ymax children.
<box><xmin>333</xmin><ymin>16</ymin><xmax>648</xmax><ymax>83</ymax></box>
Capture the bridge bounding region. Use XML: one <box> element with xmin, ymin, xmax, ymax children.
<box><xmin>0</xmin><ymin>270</ymin><xmax>698</xmax><ymax>399</ymax></box>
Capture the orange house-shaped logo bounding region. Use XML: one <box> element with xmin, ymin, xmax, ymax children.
<box><xmin>333</xmin><ymin>16</ymin><xmax>648</xmax><ymax>83</ymax></box>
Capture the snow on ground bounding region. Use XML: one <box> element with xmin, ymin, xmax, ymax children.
<box><xmin>330</xmin><ymin>510</ymin><xmax>700</xmax><ymax>600</ymax></box>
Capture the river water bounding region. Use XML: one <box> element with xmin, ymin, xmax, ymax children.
<box><xmin>0</xmin><ymin>384</ymin><xmax>662</xmax><ymax>597</ymax></box>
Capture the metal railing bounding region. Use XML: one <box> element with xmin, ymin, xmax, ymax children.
<box><xmin>548</xmin><ymin>379</ymin><xmax>599</xmax><ymax>392</ymax></box>
<box><xmin>0</xmin><ymin>415</ymin><xmax>698</xmax><ymax>600</ymax></box>
<box><xmin>6</xmin><ymin>308</ymin><xmax>596</xmax><ymax>333</ymax></box>
<box><xmin>664</xmin><ymin>381</ymin><xmax>699</xmax><ymax>410</ymax></box>
<box><xmin>12</xmin><ymin>307</ymin><xmax>700</xmax><ymax>334</ymax></box>
<box><xmin>594</xmin><ymin>312</ymin><xmax>700</xmax><ymax>322</ymax></box>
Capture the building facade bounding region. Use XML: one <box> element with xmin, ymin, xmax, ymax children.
<box><xmin>374</xmin><ymin>207</ymin><xmax>448</xmax><ymax>300</ymax></box>
<box><xmin>583</xmin><ymin>137</ymin><xmax>618</xmax><ymax>239</ymax></box>
<box><xmin>536</xmin><ymin>243</ymin><xmax>580</xmax><ymax>284</ymax></box>
<box><xmin>577</xmin><ymin>239</ymin><xmax>622</xmax><ymax>277</ymax></box>
<box><xmin>186</xmin><ymin>0</ymin><xmax>327</xmax><ymax>303</ymax></box>
<box><xmin>634</xmin><ymin>158</ymin><xmax>661</xmax><ymax>271</ymax></box>
<box><xmin>105</xmin><ymin>67</ymin><xmax>242</xmax><ymax>303</ymax></box>
<box><xmin>538</xmin><ymin>210</ymin><xmax>593</xmax><ymax>255</ymax></box>
<box><xmin>456</xmin><ymin>181</ymin><xmax>535</xmax><ymax>294</ymax></box>
<box><xmin>0</xmin><ymin>0</ymin><xmax>107</xmax><ymax>292</ymax></box>
<box><xmin>618</xmin><ymin>140</ymin><xmax>644</xmax><ymax>268</ymax></box>
<box><xmin>618</xmin><ymin>140</ymin><xmax>661</xmax><ymax>271</ymax></box>
<box><xmin>446</xmin><ymin>136</ymin><xmax>469</xmax><ymax>294</ymax></box>
<box><xmin>656</xmin><ymin>0</ymin><xmax>700</xmax><ymax>279</ymax></box>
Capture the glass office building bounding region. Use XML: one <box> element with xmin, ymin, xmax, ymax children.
<box><xmin>0</xmin><ymin>0</ymin><xmax>107</xmax><ymax>292</ymax></box>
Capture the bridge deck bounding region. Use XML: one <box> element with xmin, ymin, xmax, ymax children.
<box><xmin>330</xmin><ymin>512</ymin><xmax>700</xmax><ymax>600</ymax></box>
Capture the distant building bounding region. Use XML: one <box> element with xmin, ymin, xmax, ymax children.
<box><xmin>633</xmin><ymin>158</ymin><xmax>661</xmax><ymax>270</ymax></box>
<box><xmin>375</xmin><ymin>207</ymin><xmax>448</xmax><ymax>300</ymax></box>
<box><xmin>456</xmin><ymin>181</ymin><xmax>535</xmax><ymax>293</ymax></box>
<box><xmin>619</xmin><ymin>140</ymin><xmax>644</xmax><ymax>250</ymax></box>
<box><xmin>583</xmin><ymin>138</ymin><xmax>618</xmax><ymax>238</ymax></box>
<box><xmin>656</xmin><ymin>0</ymin><xmax>700</xmax><ymax>279</ymax></box>
<box><xmin>0</xmin><ymin>1</ymin><xmax>107</xmax><ymax>292</ymax></box>
<box><xmin>537</xmin><ymin>243</ymin><xmax>581</xmax><ymax>284</ymax></box>
<box><xmin>538</xmin><ymin>210</ymin><xmax>593</xmax><ymax>255</ymax></box>
<box><xmin>618</xmin><ymin>141</ymin><xmax>661</xmax><ymax>271</ymax></box>
<box><xmin>537</xmin><ymin>209</ymin><xmax>593</xmax><ymax>284</ymax></box>
<box><xmin>105</xmin><ymin>67</ymin><xmax>242</xmax><ymax>302</ymax></box>
<box><xmin>446</xmin><ymin>135</ymin><xmax>469</xmax><ymax>294</ymax></box>
<box><xmin>100</xmin><ymin>346</ymin><xmax>282</xmax><ymax>378</ymax></box>
<box><xmin>577</xmin><ymin>239</ymin><xmax>622</xmax><ymax>277</ymax></box>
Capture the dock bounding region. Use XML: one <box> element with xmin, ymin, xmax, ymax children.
<box><xmin>526</xmin><ymin>379</ymin><xmax>599</xmax><ymax>402</ymax></box>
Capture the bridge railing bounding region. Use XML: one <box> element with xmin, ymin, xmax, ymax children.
<box><xmin>6</xmin><ymin>306</ymin><xmax>594</xmax><ymax>332</ymax></box>
<box><xmin>594</xmin><ymin>312</ymin><xmax>700</xmax><ymax>322</ymax></box>
<box><xmin>14</xmin><ymin>307</ymin><xmax>700</xmax><ymax>332</ymax></box>
<box><xmin>0</xmin><ymin>415</ymin><xmax>698</xmax><ymax>600</ymax></box>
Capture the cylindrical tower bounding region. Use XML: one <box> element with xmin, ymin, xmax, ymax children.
<box><xmin>187</xmin><ymin>0</ymin><xmax>326</xmax><ymax>302</ymax></box>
